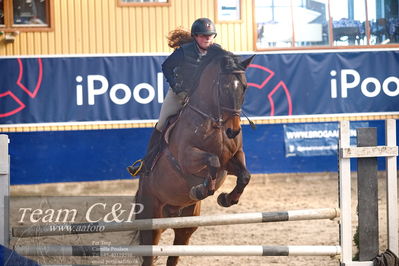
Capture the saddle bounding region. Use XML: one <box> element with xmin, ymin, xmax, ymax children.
<box><xmin>148</xmin><ymin>110</ymin><xmax>183</xmax><ymax>173</ymax></box>
<box><xmin>163</xmin><ymin>114</ymin><xmax>180</xmax><ymax>145</ymax></box>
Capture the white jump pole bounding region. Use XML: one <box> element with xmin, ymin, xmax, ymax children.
<box><xmin>339</xmin><ymin>120</ymin><xmax>352</xmax><ymax>265</ymax></box>
<box><xmin>15</xmin><ymin>245</ymin><xmax>341</xmax><ymax>257</ymax></box>
<box><xmin>12</xmin><ymin>208</ymin><xmax>339</xmax><ymax>238</ymax></box>
<box><xmin>385</xmin><ymin>119</ymin><xmax>398</xmax><ymax>256</ymax></box>
<box><xmin>0</xmin><ymin>134</ymin><xmax>10</xmax><ymax>246</ymax></box>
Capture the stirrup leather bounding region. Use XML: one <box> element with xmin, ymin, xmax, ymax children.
<box><xmin>127</xmin><ymin>159</ymin><xmax>143</xmax><ymax>177</ymax></box>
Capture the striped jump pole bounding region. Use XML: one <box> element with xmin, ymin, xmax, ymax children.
<box><xmin>12</xmin><ymin>208</ymin><xmax>339</xmax><ymax>238</ymax></box>
<box><xmin>15</xmin><ymin>245</ymin><xmax>341</xmax><ymax>257</ymax></box>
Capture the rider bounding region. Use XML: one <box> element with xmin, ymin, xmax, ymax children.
<box><xmin>127</xmin><ymin>18</ymin><xmax>220</xmax><ymax>176</ymax></box>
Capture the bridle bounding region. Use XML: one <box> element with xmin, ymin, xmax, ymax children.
<box><xmin>187</xmin><ymin>68</ymin><xmax>246</xmax><ymax>127</ymax></box>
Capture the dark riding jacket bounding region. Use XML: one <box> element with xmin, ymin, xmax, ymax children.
<box><xmin>162</xmin><ymin>41</ymin><xmax>222</xmax><ymax>94</ymax></box>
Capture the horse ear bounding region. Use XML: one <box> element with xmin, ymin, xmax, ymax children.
<box><xmin>240</xmin><ymin>55</ymin><xmax>255</xmax><ymax>69</ymax></box>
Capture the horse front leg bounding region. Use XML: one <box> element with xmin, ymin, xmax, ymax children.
<box><xmin>217</xmin><ymin>150</ymin><xmax>251</xmax><ymax>207</ymax></box>
<box><xmin>180</xmin><ymin>147</ymin><xmax>220</xmax><ymax>201</ymax></box>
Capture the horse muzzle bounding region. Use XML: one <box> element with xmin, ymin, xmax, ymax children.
<box><xmin>225</xmin><ymin>114</ymin><xmax>242</xmax><ymax>139</ymax></box>
<box><xmin>226</xmin><ymin>128</ymin><xmax>241</xmax><ymax>139</ymax></box>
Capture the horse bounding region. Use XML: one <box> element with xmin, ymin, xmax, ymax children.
<box><xmin>134</xmin><ymin>49</ymin><xmax>254</xmax><ymax>266</ymax></box>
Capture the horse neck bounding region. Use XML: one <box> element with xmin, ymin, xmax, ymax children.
<box><xmin>190</xmin><ymin>62</ymin><xmax>220</xmax><ymax>113</ymax></box>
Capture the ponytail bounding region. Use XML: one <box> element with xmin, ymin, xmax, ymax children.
<box><xmin>167</xmin><ymin>28</ymin><xmax>193</xmax><ymax>49</ymax></box>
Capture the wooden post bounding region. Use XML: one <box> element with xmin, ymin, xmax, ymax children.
<box><xmin>356</xmin><ymin>128</ymin><xmax>378</xmax><ymax>260</ymax></box>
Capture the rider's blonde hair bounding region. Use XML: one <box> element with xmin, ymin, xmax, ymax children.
<box><xmin>167</xmin><ymin>28</ymin><xmax>193</xmax><ymax>49</ymax></box>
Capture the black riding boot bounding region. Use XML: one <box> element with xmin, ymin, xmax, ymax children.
<box><xmin>127</xmin><ymin>129</ymin><xmax>162</xmax><ymax>176</ymax></box>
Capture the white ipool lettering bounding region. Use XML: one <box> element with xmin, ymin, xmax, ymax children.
<box><xmin>340</xmin><ymin>69</ymin><xmax>360</xmax><ymax>98</ymax></box>
<box><xmin>76</xmin><ymin>75</ymin><xmax>84</xmax><ymax>105</ymax></box>
<box><xmin>330</xmin><ymin>69</ymin><xmax>399</xmax><ymax>98</ymax></box>
<box><xmin>88</xmin><ymin>75</ymin><xmax>109</xmax><ymax>105</ymax></box>
<box><xmin>76</xmin><ymin>74</ymin><xmax>165</xmax><ymax>105</ymax></box>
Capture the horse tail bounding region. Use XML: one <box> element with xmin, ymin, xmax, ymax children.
<box><xmin>167</xmin><ymin>28</ymin><xmax>193</xmax><ymax>49</ymax></box>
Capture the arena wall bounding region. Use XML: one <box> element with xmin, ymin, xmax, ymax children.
<box><xmin>0</xmin><ymin>0</ymin><xmax>254</xmax><ymax>56</ymax></box>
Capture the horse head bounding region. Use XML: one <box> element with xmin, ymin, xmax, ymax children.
<box><xmin>218</xmin><ymin>54</ymin><xmax>254</xmax><ymax>139</ymax></box>
<box><xmin>188</xmin><ymin>51</ymin><xmax>254</xmax><ymax>139</ymax></box>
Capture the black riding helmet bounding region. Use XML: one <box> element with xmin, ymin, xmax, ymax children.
<box><xmin>191</xmin><ymin>18</ymin><xmax>217</xmax><ymax>37</ymax></box>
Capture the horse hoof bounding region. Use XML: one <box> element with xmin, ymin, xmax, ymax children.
<box><xmin>217</xmin><ymin>193</ymin><xmax>230</xmax><ymax>207</ymax></box>
<box><xmin>189</xmin><ymin>186</ymin><xmax>207</xmax><ymax>201</ymax></box>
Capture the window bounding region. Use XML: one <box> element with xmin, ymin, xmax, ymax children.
<box><xmin>254</xmin><ymin>0</ymin><xmax>399</xmax><ymax>50</ymax></box>
<box><xmin>293</xmin><ymin>0</ymin><xmax>329</xmax><ymax>47</ymax></box>
<box><xmin>118</xmin><ymin>0</ymin><xmax>170</xmax><ymax>6</ymax></box>
<box><xmin>331</xmin><ymin>0</ymin><xmax>367</xmax><ymax>46</ymax></box>
<box><xmin>1</xmin><ymin>0</ymin><xmax>53</xmax><ymax>31</ymax></box>
<box><xmin>256</xmin><ymin>0</ymin><xmax>293</xmax><ymax>48</ymax></box>
<box><xmin>0</xmin><ymin>0</ymin><xmax>4</xmax><ymax>25</ymax></box>
<box><xmin>216</xmin><ymin>0</ymin><xmax>242</xmax><ymax>23</ymax></box>
<box><xmin>367</xmin><ymin>0</ymin><xmax>399</xmax><ymax>45</ymax></box>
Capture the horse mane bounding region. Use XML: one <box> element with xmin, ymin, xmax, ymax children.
<box><xmin>200</xmin><ymin>46</ymin><xmax>243</xmax><ymax>74</ymax></box>
<box><xmin>221</xmin><ymin>51</ymin><xmax>244</xmax><ymax>72</ymax></box>
<box><xmin>189</xmin><ymin>47</ymin><xmax>242</xmax><ymax>93</ymax></box>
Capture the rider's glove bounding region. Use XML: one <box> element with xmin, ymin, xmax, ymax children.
<box><xmin>172</xmin><ymin>82</ymin><xmax>184</xmax><ymax>94</ymax></box>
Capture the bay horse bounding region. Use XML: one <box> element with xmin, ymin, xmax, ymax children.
<box><xmin>135</xmin><ymin>49</ymin><xmax>254</xmax><ymax>266</ymax></box>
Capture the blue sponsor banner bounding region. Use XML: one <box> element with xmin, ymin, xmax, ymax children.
<box><xmin>0</xmin><ymin>50</ymin><xmax>399</xmax><ymax>125</ymax></box>
<box><xmin>244</xmin><ymin>50</ymin><xmax>399</xmax><ymax>117</ymax></box>
<box><xmin>283</xmin><ymin>122</ymin><xmax>369</xmax><ymax>157</ymax></box>
<box><xmin>0</xmin><ymin>56</ymin><xmax>167</xmax><ymax>124</ymax></box>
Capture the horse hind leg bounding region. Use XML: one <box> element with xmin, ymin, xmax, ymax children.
<box><xmin>139</xmin><ymin>229</ymin><xmax>163</xmax><ymax>266</ymax></box>
<box><xmin>135</xmin><ymin>188</ymin><xmax>164</xmax><ymax>265</ymax></box>
<box><xmin>165</xmin><ymin>227</ymin><xmax>198</xmax><ymax>266</ymax></box>
<box><xmin>166</xmin><ymin>203</ymin><xmax>200</xmax><ymax>266</ymax></box>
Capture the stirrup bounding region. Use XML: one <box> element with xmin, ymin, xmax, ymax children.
<box><xmin>127</xmin><ymin>159</ymin><xmax>143</xmax><ymax>177</ymax></box>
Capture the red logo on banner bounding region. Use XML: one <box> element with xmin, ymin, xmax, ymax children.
<box><xmin>247</xmin><ymin>64</ymin><xmax>292</xmax><ymax>116</ymax></box>
<box><xmin>0</xmin><ymin>58</ymin><xmax>43</xmax><ymax>118</ymax></box>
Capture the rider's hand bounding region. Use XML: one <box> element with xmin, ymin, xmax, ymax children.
<box><xmin>172</xmin><ymin>82</ymin><xmax>183</xmax><ymax>94</ymax></box>
<box><xmin>177</xmin><ymin>91</ymin><xmax>188</xmax><ymax>101</ymax></box>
